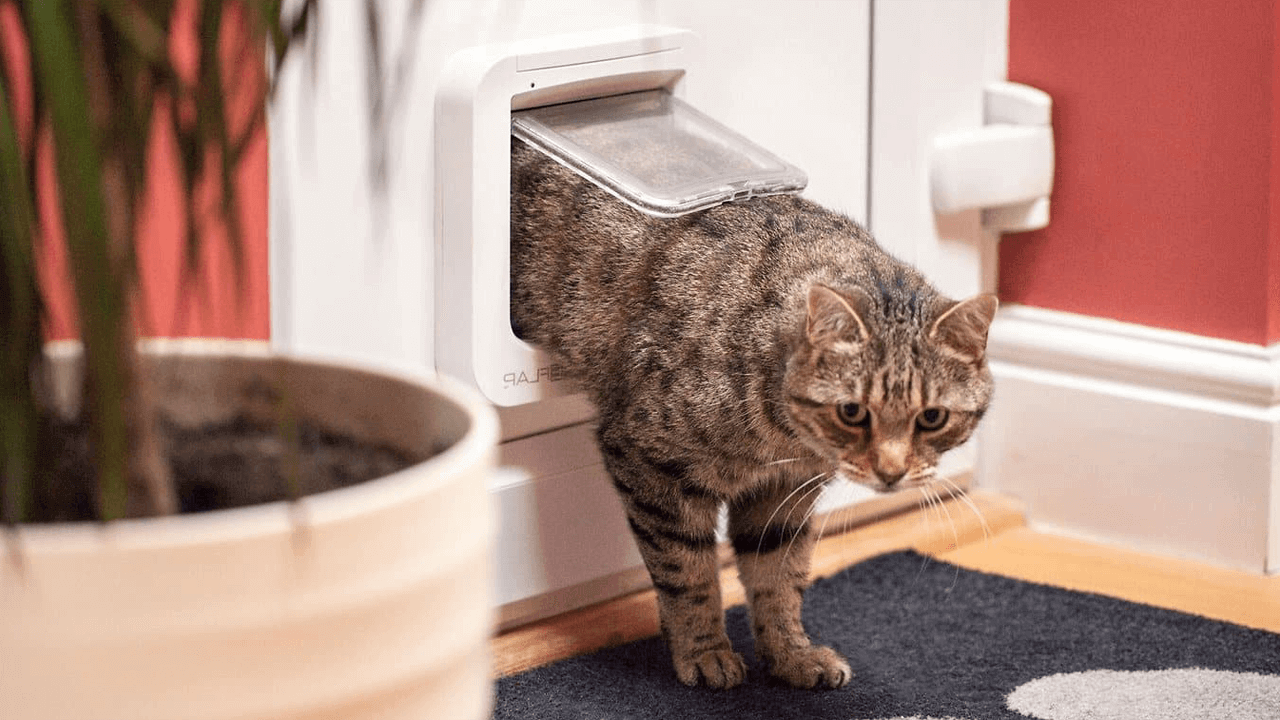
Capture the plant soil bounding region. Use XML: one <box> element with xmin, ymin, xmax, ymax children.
<box><xmin>31</xmin><ymin>415</ymin><xmax>418</xmax><ymax>523</ymax></box>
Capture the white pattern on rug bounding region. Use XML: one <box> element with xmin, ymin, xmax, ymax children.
<box><xmin>1005</xmin><ymin>669</ymin><xmax>1280</xmax><ymax>720</ymax></box>
<box><xmin>862</xmin><ymin>670</ymin><xmax>1280</xmax><ymax>720</ymax></box>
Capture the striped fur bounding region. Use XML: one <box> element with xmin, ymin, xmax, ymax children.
<box><xmin>511</xmin><ymin>138</ymin><xmax>996</xmax><ymax>689</ymax></box>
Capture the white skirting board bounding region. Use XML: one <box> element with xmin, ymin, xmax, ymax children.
<box><xmin>978</xmin><ymin>305</ymin><xmax>1280</xmax><ymax>574</ymax></box>
<box><xmin>493</xmin><ymin>421</ymin><xmax>974</xmax><ymax>629</ymax></box>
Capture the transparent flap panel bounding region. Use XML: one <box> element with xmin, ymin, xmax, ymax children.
<box><xmin>511</xmin><ymin>90</ymin><xmax>807</xmax><ymax>217</ymax></box>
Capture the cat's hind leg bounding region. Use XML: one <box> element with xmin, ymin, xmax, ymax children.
<box><xmin>598</xmin><ymin>435</ymin><xmax>745</xmax><ymax>688</ymax></box>
<box><xmin>729</xmin><ymin>481</ymin><xmax>853</xmax><ymax>689</ymax></box>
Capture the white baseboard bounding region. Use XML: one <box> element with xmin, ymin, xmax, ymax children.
<box><xmin>979</xmin><ymin>305</ymin><xmax>1280</xmax><ymax>574</ymax></box>
<box><xmin>494</xmin><ymin>420</ymin><xmax>977</xmax><ymax>628</ymax></box>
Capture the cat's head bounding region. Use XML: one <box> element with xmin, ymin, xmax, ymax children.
<box><xmin>782</xmin><ymin>284</ymin><xmax>997</xmax><ymax>492</ymax></box>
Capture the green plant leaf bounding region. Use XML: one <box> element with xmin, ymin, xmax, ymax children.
<box><xmin>98</xmin><ymin>0</ymin><xmax>168</xmax><ymax>65</ymax></box>
<box><xmin>0</xmin><ymin>65</ymin><xmax>42</xmax><ymax>524</ymax></box>
<box><xmin>25</xmin><ymin>0</ymin><xmax>130</xmax><ymax>520</ymax></box>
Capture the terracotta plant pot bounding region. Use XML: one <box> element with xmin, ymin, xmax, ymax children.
<box><xmin>0</xmin><ymin>340</ymin><xmax>499</xmax><ymax>720</ymax></box>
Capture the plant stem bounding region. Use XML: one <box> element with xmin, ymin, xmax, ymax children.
<box><xmin>73</xmin><ymin>2</ymin><xmax>177</xmax><ymax>518</ymax></box>
<box><xmin>0</xmin><ymin>67</ymin><xmax>41</xmax><ymax>524</ymax></box>
<box><xmin>25</xmin><ymin>1</ymin><xmax>174</xmax><ymax>519</ymax></box>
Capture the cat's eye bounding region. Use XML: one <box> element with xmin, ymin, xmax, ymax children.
<box><xmin>916</xmin><ymin>407</ymin><xmax>949</xmax><ymax>431</ymax></box>
<box><xmin>835</xmin><ymin>402</ymin><xmax>869</xmax><ymax>428</ymax></box>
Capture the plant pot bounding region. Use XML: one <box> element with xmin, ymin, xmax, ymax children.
<box><xmin>0</xmin><ymin>340</ymin><xmax>499</xmax><ymax>720</ymax></box>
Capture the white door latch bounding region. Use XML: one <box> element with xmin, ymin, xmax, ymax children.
<box><xmin>931</xmin><ymin>81</ymin><xmax>1054</xmax><ymax>233</ymax></box>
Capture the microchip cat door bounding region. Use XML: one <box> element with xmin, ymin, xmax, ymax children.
<box><xmin>436</xmin><ymin>25</ymin><xmax>817</xmax><ymax>440</ymax></box>
<box><xmin>436</xmin><ymin>26</ymin><xmax>697</xmax><ymax>425</ymax></box>
<box><xmin>511</xmin><ymin>90</ymin><xmax>806</xmax><ymax>217</ymax></box>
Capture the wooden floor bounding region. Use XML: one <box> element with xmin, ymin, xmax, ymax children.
<box><xmin>941</xmin><ymin>524</ymin><xmax>1280</xmax><ymax>634</ymax></box>
<box><xmin>492</xmin><ymin>491</ymin><xmax>1279</xmax><ymax>677</ymax></box>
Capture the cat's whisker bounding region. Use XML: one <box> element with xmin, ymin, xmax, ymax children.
<box><xmin>912</xmin><ymin>467</ymin><xmax>938</xmax><ymax>483</ymax></box>
<box><xmin>929</xmin><ymin>478</ymin><xmax>966</xmax><ymax>591</ymax></box>
<box><xmin>785</xmin><ymin>472</ymin><xmax>830</xmax><ymax>524</ymax></box>
<box><xmin>806</xmin><ymin>499</ymin><xmax>838</xmax><ymax>570</ymax></box>
<box><xmin>913</xmin><ymin>486</ymin><xmax>930</xmax><ymax>530</ymax></box>
<box><xmin>758</xmin><ymin>471</ymin><xmax>828</xmax><ymax>557</ymax></box>
<box><xmin>775</xmin><ymin>477</ymin><xmax>835</xmax><ymax>570</ymax></box>
<box><xmin>819</xmin><ymin>480</ymin><xmax>859</xmax><ymax>571</ymax></box>
<box><xmin>923</xmin><ymin>486</ymin><xmax>941</xmax><ymax>535</ymax></box>
<box><xmin>921</xmin><ymin>484</ymin><xmax>946</xmax><ymax>537</ymax></box>
<box><xmin>781</xmin><ymin>476</ymin><xmax>830</xmax><ymax>541</ymax></box>
<box><xmin>941</xmin><ymin>476</ymin><xmax>992</xmax><ymax>542</ymax></box>
<box><xmin>782</xmin><ymin>480</ymin><xmax>830</xmax><ymax>564</ymax></box>
<box><xmin>819</xmin><ymin>479</ymin><xmax>849</xmax><ymax>540</ymax></box>
<box><xmin>916</xmin><ymin>486</ymin><xmax>940</xmax><ymax>536</ymax></box>
<box><xmin>932</xmin><ymin>484</ymin><xmax>960</xmax><ymax>552</ymax></box>
<box><xmin>764</xmin><ymin>457</ymin><xmax>802</xmax><ymax>467</ymax></box>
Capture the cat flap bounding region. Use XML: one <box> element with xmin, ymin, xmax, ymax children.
<box><xmin>511</xmin><ymin>90</ymin><xmax>807</xmax><ymax>217</ymax></box>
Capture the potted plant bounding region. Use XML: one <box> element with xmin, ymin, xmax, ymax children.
<box><xmin>0</xmin><ymin>3</ymin><xmax>498</xmax><ymax>718</ymax></box>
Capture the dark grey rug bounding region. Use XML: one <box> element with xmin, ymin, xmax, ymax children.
<box><xmin>493</xmin><ymin>551</ymin><xmax>1280</xmax><ymax>719</ymax></box>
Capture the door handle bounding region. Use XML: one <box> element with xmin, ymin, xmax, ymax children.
<box><xmin>931</xmin><ymin>81</ymin><xmax>1054</xmax><ymax>233</ymax></box>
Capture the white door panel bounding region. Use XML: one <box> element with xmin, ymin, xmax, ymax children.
<box><xmin>653</xmin><ymin>0</ymin><xmax>870</xmax><ymax>219</ymax></box>
<box><xmin>270</xmin><ymin>0</ymin><xmax>1004</xmax><ymax>620</ymax></box>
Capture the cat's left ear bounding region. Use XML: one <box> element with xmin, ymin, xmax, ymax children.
<box><xmin>929</xmin><ymin>294</ymin><xmax>999</xmax><ymax>362</ymax></box>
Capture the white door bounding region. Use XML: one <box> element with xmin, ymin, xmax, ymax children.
<box><xmin>270</xmin><ymin>0</ymin><xmax>1009</xmax><ymax>625</ymax></box>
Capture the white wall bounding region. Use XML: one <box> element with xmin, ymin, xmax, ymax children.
<box><xmin>270</xmin><ymin>0</ymin><xmax>870</xmax><ymax>373</ymax></box>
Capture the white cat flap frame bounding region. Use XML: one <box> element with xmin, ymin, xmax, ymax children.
<box><xmin>435</xmin><ymin>25</ymin><xmax>700</xmax><ymax>437</ymax></box>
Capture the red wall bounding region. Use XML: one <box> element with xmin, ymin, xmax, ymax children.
<box><xmin>14</xmin><ymin>3</ymin><xmax>1278</xmax><ymax>346</ymax></box>
<box><xmin>0</xmin><ymin>1</ymin><xmax>269</xmax><ymax>342</ymax></box>
<box><xmin>1000</xmin><ymin>0</ymin><xmax>1280</xmax><ymax>345</ymax></box>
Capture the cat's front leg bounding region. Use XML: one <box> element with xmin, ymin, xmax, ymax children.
<box><xmin>729</xmin><ymin>482</ymin><xmax>853</xmax><ymax>690</ymax></box>
<box><xmin>599</xmin><ymin>441</ymin><xmax>745</xmax><ymax>688</ymax></box>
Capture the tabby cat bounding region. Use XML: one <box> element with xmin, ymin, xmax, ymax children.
<box><xmin>510</xmin><ymin>138</ymin><xmax>997</xmax><ymax>690</ymax></box>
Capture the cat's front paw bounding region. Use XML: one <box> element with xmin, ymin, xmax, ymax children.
<box><xmin>765</xmin><ymin>644</ymin><xmax>853</xmax><ymax>689</ymax></box>
<box><xmin>672</xmin><ymin>645</ymin><xmax>747</xmax><ymax>689</ymax></box>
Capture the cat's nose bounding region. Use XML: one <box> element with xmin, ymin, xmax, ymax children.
<box><xmin>877</xmin><ymin>470</ymin><xmax>906</xmax><ymax>488</ymax></box>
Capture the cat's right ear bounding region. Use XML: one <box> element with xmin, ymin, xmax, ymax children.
<box><xmin>806</xmin><ymin>285</ymin><xmax>871</xmax><ymax>345</ymax></box>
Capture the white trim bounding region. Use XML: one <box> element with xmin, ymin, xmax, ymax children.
<box><xmin>493</xmin><ymin>445</ymin><xmax>974</xmax><ymax>630</ymax></box>
<box><xmin>990</xmin><ymin>305</ymin><xmax>1280</xmax><ymax>408</ymax></box>
<box><xmin>979</xmin><ymin>305</ymin><xmax>1280</xmax><ymax>574</ymax></box>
